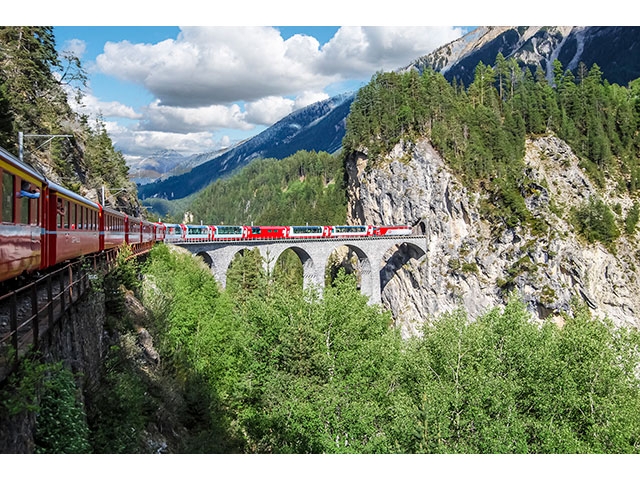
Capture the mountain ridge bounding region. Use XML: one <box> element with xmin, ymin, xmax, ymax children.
<box><xmin>138</xmin><ymin>92</ymin><xmax>354</xmax><ymax>200</ymax></box>
<box><xmin>138</xmin><ymin>26</ymin><xmax>640</xmax><ymax>204</ymax></box>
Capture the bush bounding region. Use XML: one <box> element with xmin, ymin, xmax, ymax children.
<box><xmin>572</xmin><ymin>196</ymin><xmax>620</xmax><ymax>245</ymax></box>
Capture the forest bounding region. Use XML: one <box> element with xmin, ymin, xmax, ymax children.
<box><xmin>86</xmin><ymin>245</ymin><xmax>640</xmax><ymax>453</ymax></box>
<box><xmin>343</xmin><ymin>57</ymin><xmax>640</xmax><ymax>233</ymax></box>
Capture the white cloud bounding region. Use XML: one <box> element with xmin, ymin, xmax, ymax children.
<box><xmin>61</xmin><ymin>38</ymin><xmax>87</xmax><ymax>58</ymax></box>
<box><xmin>318</xmin><ymin>26</ymin><xmax>464</xmax><ymax>76</ymax></box>
<box><xmin>294</xmin><ymin>91</ymin><xmax>330</xmax><ymax>110</ymax></box>
<box><xmin>96</xmin><ymin>27</ymin><xmax>336</xmax><ymax>107</ymax></box>
<box><xmin>86</xmin><ymin>26</ymin><xmax>464</xmax><ymax>157</ymax></box>
<box><xmin>108</xmin><ymin>128</ymin><xmax>222</xmax><ymax>159</ymax></box>
<box><xmin>95</xmin><ymin>26</ymin><xmax>462</xmax><ymax>109</ymax></box>
<box><xmin>244</xmin><ymin>96</ymin><xmax>295</xmax><ymax>126</ymax></box>
<box><xmin>139</xmin><ymin>100</ymin><xmax>253</xmax><ymax>133</ymax></box>
<box><xmin>68</xmin><ymin>89</ymin><xmax>142</xmax><ymax>120</ymax></box>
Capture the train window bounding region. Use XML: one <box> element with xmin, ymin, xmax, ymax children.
<box><xmin>30</xmin><ymin>195</ymin><xmax>38</xmax><ymax>225</ymax></box>
<box><xmin>252</xmin><ymin>226</ymin><xmax>261</xmax><ymax>235</ymax></box>
<box><xmin>19</xmin><ymin>193</ymin><xmax>29</xmax><ymax>224</ymax></box>
<box><xmin>70</xmin><ymin>203</ymin><xmax>76</xmax><ymax>229</ymax></box>
<box><xmin>2</xmin><ymin>172</ymin><xmax>14</xmax><ymax>222</ymax></box>
<box><xmin>292</xmin><ymin>226</ymin><xmax>322</xmax><ymax>234</ymax></box>
<box><xmin>56</xmin><ymin>198</ymin><xmax>64</xmax><ymax>228</ymax></box>
<box><xmin>63</xmin><ymin>201</ymin><xmax>70</xmax><ymax>229</ymax></box>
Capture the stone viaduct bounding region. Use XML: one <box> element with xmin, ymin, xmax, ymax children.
<box><xmin>174</xmin><ymin>236</ymin><xmax>427</xmax><ymax>304</ymax></box>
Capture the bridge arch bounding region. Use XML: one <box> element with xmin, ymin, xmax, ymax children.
<box><xmin>195</xmin><ymin>251</ymin><xmax>213</xmax><ymax>268</ymax></box>
<box><xmin>178</xmin><ymin>236</ymin><xmax>427</xmax><ymax>305</ymax></box>
<box><xmin>380</xmin><ymin>242</ymin><xmax>427</xmax><ymax>294</ymax></box>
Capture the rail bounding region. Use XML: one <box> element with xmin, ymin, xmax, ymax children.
<box><xmin>0</xmin><ymin>242</ymin><xmax>155</xmax><ymax>383</ymax></box>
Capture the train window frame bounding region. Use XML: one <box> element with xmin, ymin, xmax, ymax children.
<box><xmin>70</xmin><ymin>202</ymin><xmax>76</xmax><ymax>229</ymax></box>
<box><xmin>19</xmin><ymin>189</ymin><xmax>29</xmax><ymax>225</ymax></box>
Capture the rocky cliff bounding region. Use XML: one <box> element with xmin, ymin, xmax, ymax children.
<box><xmin>345</xmin><ymin>135</ymin><xmax>640</xmax><ymax>338</ymax></box>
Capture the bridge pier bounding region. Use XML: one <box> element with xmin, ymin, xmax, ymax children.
<box><xmin>179</xmin><ymin>237</ymin><xmax>426</xmax><ymax>305</ymax></box>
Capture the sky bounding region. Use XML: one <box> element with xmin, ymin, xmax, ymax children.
<box><xmin>6</xmin><ymin>1</ymin><xmax>620</xmax><ymax>166</ymax></box>
<box><xmin>51</xmin><ymin>24</ymin><xmax>469</xmax><ymax>163</ymax></box>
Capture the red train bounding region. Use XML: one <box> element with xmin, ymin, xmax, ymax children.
<box><xmin>166</xmin><ymin>223</ymin><xmax>413</xmax><ymax>242</ymax></box>
<box><xmin>1</xmin><ymin>144</ymin><xmax>413</xmax><ymax>284</ymax></box>
<box><xmin>0</xmin><ymin>146</ymin><xmax>164</xmax><ymax>284</ymax></box>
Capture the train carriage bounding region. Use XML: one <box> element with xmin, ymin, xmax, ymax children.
<box><xmin>101</xmin><ymin>206</ymin><xmax>127</xmax><ymax>250</ymax></box>
<box><xmin>184</xmin><ymin>224</ymin><xmax>212</xmax><ymax>242</ymax></box>
<box><xmin>164</xmin><ymin>223</ymin><xmax>185</xmax><ymax>243</ymax></box>
<box><xmin>286</xmin><ymin>225</ymin><xmax>328</xmax><ymax>239</ymax></box>
<box><xmin>154</xmin><ymin>222</ymin><xmax>167</xmax><ymax>242</ymax></box>
<box><xmin>126</xmin><ymin>216</ymin><xmax>142</xmax><ymax>246</ymax></box>
<box><xmin>0</xmin><ymin>147</ymin><xmax>45</xmax><ymax>282</ymax></box>
<box><xmin>141</xmin><ymin>219</ymin><xmax>155</xmax><ymax>244</ymax></box>
<box><xmin>45</xmin><ymin>180</ymin><xmax>100</xmax><ymax>268</ymax></box>
<box><xmin>244</xmin><ymin>225</ymin><xmax>288</xmax><ymax>240</ymax></box>
<box><xmin>330</xmin><ymin>225</ymin><xmax>373</xmax><ymax>237</ymax></box>
<box><xmin>212</xmin><ymin>225</ymin><xmax>244</xmax><ymax>240</ymax></box>
<box><xmin>373</xmin><ymin>225</ymin><xmax>413</xmax><ymax>236</ymax></box>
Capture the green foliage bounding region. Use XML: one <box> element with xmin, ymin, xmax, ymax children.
<box><xmin>0</xmin><ymin>27</ymin><xmax>69</xmax><ymax>144</ymax></box>
<box><xmin>272</xmin><ymin>248</ymin><xmax>304</xmax><ymax>293</ymax></box>
<box><xmin>86</xmin><ymin>342</ymin><xmax>152</xmax><ymax>453</ymax></box>
<box><xmin>343</xmin><ymin>59</ymin><xmax>640</xmax><ymax>232</ymax></box>
<box><xmin>34</xmin><ymin>362</ymin><xmax>92</xmax><ymax>453</ymax></box>
<box><xmin>399</xmin><ymin>300</ymin><xmax>640</xmax><ymax>453</ymax></box>
<box><xmin>214</xmin><ymin>271</ymin><xmax>407</xmax><ymax>453</ymax></box>
<box><xmin>103</xmin><ymin>245</ymin><xmax>141</xmax><ymax>327</ymax></box>
<box><xmin>0</xmin><ymin>27</ymin><xmax>138</xmax><ymax>214</ymax></box>
<box><xmin>0</xmin><ymin>358</ymin><xmax>91</xmax><ymax>453</ymax></box>
<box><xmin>139</xmin><ymin>246</ymin><xmax>640</xmax><ymax>453</ymax></box>
<box><xmin>183</xmin><ymin>150</ymin><xmax>346</xmax><ymax>226</ymax></box>
<box><xmin>226</xmin><ymin>248</ymin><xmax>266</xmax><ymax>299</ymax></box>
<box><xmin>625</xmin><ymin>202</ymin><xmax>640</xmax><ymax>235</ymax></box>
<box><xmin>572</xmin><ymin>196</ymin><xmax>620</xmax><ymax>245</ymax></box>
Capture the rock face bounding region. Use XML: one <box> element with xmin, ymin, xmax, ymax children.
<box><xmin>345</xmin><ymin>135</ymin><xmax>640</xmax><ymax>337</ymax></box>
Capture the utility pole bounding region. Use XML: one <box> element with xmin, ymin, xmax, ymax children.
<box><xmin>18</xmin><ymin>131</ymin><xmax>73</xmax><ymax>163</ymax></box>
<box><xmin>101</xmin><ymin>184</ymin><xmax>135</xmax><ymax>206</ymax></box>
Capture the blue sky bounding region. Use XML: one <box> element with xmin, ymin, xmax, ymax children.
<box><xmin>50</xmin><ymin>25</ymin><xmax>470</xmax><ymax>162</ymax></box>
<box><xmin>11</xmin><ymin>2</ymin><xmax>605</xmax><ymax>163</ymax></box>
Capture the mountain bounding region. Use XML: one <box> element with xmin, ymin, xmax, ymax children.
<box><xmin>128</xmin><ymin>148</ymin><xmax>233</xmax><ymax>185</ymax></box>
<box><xmin>138</xmin><ymin>26</ymin><xmax>640</xmax><ymax>203</ymax></box>
<box><xmin>138</xmin><ymin>92</ymin><xmax>355</xmax><ymax>200</ymax></box>
<box><xmin>405</xmin><ymin>26</ymin><xmax>640</xmax><ymax>87</ymax></box>
<box><xmin>346</xmin><ymin>135</ymin><xmax>640</xmax><ymax>336</ymax></box>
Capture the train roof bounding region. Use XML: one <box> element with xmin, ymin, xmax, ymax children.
<box><xmin>47</xmin><ymin>179</ymin><xmax>100</xmax><ymax>209</ymax></box>
<box><xmin>0</xmin><ymin>146</ymin><xmax>47</xmax><ymax>183</ymax></box>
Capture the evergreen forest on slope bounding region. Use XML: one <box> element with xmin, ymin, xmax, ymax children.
<box><xmin>0</xmin><ymin>27</ymin><xmax>139</xmax><ymax>213</ymax></box>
